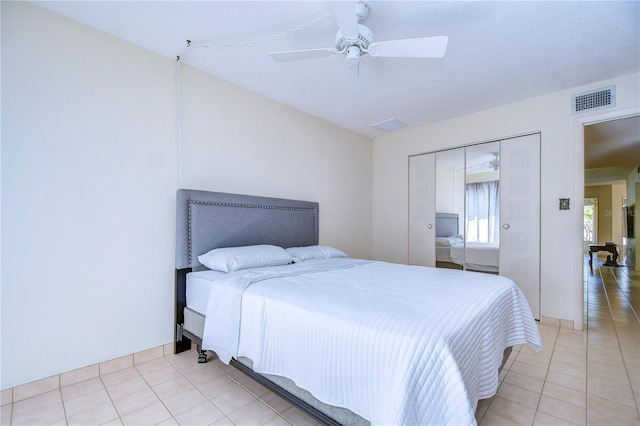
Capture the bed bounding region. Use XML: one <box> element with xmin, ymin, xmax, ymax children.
<box><xmin>175</xmin><ymin>189</ymin><xmax>541</xmax><ymax>425</ymax></box>
<box><xmin>435</xmin><ymin>213</ymin><xmax>500</xmax><ymax>273</ymax></box>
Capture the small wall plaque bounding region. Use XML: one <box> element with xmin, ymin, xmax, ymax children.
<box><xmin>559</xmin><ymin>198</ymin><xmax>570</xmax><ymax>210</ymax></box>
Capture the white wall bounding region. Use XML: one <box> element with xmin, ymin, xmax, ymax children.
<box><xmin>177</xmin><ymin>66</ymin><xmax>372</xmax><ymax>255</ymax></box>
<box><xmin>372</xmin><ymin>73</ymin><xmax>640</xmax><ymax>324</ymax></box>
<box><xmin>1</xmin><ymin>2</ymin><xmax>372</xmax><ymax>388</ymax></box>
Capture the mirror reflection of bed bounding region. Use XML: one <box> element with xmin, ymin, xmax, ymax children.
<box><xmin>434</xmin><ymin>142</ymin><xmax>501</xmax><ymax>274</ymax></box>
<box><xmin>435</xmin><ymin>213</ymin><xmax>500</xmax><ymax>273</ymax></box>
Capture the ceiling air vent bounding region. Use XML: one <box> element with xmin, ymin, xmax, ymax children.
<box><xmin>572</xmin><ymin>85</ymin><xmax>616</xmax><ymax>115</ymax></box>
<box><xmin>371</xmin><ymin>118</ymin><xmax>406</xmax><ymax>132</ymax></box>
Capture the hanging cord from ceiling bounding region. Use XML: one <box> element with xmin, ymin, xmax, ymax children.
<box><xmin>176</xmin><ymin>59</ymin><xmax>184</xmax><ymax>186</ymax></box>
<box><xmin>173</xmin><ymin>11</ymin><xmax>330</xmax><ymax>187</ymax></box>
<box><xmin>187</xmin><ymin>11</ymin><xmax>331</xmax><ymax>52</ymax></box>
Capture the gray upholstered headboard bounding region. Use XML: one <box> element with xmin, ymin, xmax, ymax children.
<box><xmin>436</xmin><ymin>212</ymin><xmax>459</xmax><ymax>238</ymax></box>
<box><xmin>176</xmin><ymin>189</ymin><xmax>319</xmax><ymax>269</ymax></box>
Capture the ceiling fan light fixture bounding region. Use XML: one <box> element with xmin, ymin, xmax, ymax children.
<box><xmin>346</xmin><ymin>46</ymin><xmax>361</xmax><ymax>67</ymax></box>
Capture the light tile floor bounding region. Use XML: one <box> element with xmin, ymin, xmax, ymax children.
<box><xmin>1</xmin><ymin>257</ymin><xmax>638</xmax><ymax>425</ymax></box>
<box><xmin>478</xmin><ymin>256</ymin><xmax>639</xmax><ymax>426</ymax></box>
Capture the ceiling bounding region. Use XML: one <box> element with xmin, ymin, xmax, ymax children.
<box><xmin>32</xmin><ymin>1</ymin><xmax>639</xmax><ymax>138</ymax></box>
<box><xmin>584</xmin><ymin>115</ymin><xmax>640</xmax><ymax>186</ymax></box>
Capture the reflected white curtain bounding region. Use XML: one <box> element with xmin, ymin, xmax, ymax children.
<box><xmin>466</xmin><ymin>181</ymin><xmax>500</xmax><ymax>242</ymax></box>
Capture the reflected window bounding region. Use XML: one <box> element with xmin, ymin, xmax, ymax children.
<box><xmin>466</xmin><ymin>180</ymin><xmax>500</xmax><ymax>243</ymax></box>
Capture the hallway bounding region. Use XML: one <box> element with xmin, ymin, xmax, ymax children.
<box><xmin>477</xmin><ymin>256</ymin><xmax>640</xmax><ymax>425</ymax></box>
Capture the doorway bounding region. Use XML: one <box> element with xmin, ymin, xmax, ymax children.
<box><xmin>575</xmin><ymin>108</ymin><xmax>640</xmax><ymax>329</ymax></box>
<box><xmin>583</xmin><ymin>198</ymin><xmax>598</xmax><ymax>253</ymax></box>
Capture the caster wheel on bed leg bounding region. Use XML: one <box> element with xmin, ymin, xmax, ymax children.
<box><xmin>198</xmin><ymin>350</ymin><xmax>207</xmax><ymax>363</ymax></box>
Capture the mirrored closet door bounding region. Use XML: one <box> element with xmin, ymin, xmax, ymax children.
<box><xmin>464</xmin><ymin>141</ymin><xmax>501</xmax><ymax>273</ymax></box>
<box><xmin>434</xmin><ymin>147</ymin><xmax>465</xmax><ymax>270</ymax></box>
<box><xmin>409</xmin><ymin>134</ymin><xmax>540</xmax><ymax>319</ymax></box>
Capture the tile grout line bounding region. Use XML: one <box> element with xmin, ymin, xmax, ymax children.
<box><xmin>606</xmin><ymin>266</ymin><xmax>640</xmax><ymax>418</ymax></box>
<box><xmin>131</xmin><ymin>356</ymin><xmax>180</xmax><ymax>425</ymax></box>
<box><xmin>533</xmin><ymin>321</ymin><xmax>562</xmax><ymax>425</ymax></box>
<box><xmin>59</xmin><ymin>385</ymin><xmax>69</xmax><ymax>426</ymax></box>
<box><xmin>96</xmin><ymin>373</ymin><xmax>125</xmax><ymax>425</ymax></box>
<box><xmin>611</xmin><ymin>267</ymin><xmax>639</xmax><ymax>322</ymax></box>
<box><xmin>481</xmin><ymin>326</ymin><xmax>563</xmax><ymax>426</ymax></box>
<box><xmin>596</xmin><ymin>267</ymin><xmax>639</xmax><ymax>414</ymax></box>
<box><xmin>585</xmin><ymin>263</ymin><xmax>600</xmax><ymax>426</ymax></box>
<box><xmin>164</xmin><ymin>349</ymin><xmax>290</xmax><ymax>425</ymax></box>
<box><xmin>161</xmin><ymin>350</ymin><xmax>236</xmax><ymax>424</ymax></box>
<box><xmin>211</xmin><ymin>359</ymin><xmax>295</xmax><ymax>425</ymax></box>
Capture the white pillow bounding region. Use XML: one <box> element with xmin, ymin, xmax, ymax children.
<box><xmin>285</xmin><ymin>245</ymin><xmax>348</xmax><ymax>262</ymax></box>
<box><xmin>198</xmin><ymin>244</ymin><xmax>293</xmax><ymax>272</ymax></box>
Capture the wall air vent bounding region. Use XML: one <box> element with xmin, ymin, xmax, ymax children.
<box><xmin>572</xmin><ymin>85</ymin><xmax>616</xmax><ymax>115</ymax></box>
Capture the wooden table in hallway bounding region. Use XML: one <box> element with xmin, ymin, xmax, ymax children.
<box><xmin>588</xmin><ymin>244</ymin><xmax>618</xmax><ymax>267</ymax></box>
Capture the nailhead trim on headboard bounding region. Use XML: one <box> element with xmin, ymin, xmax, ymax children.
<box><xmin>187</xmin><ymin>200</ymin><xmax>318</xmax><ymax>265</ymax></box>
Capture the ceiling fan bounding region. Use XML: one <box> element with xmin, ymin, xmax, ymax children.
<box><xmin>468</xmin><ymin>152</ymin><xmax>500</xmax><ymax>172</ymax></box>
<box><xmin>269</xmin><ymin>1</ymin><xmax>448</xmax><ymax>69</ymax></box>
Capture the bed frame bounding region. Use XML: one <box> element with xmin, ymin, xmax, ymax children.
<box><xmin>174</xmin><ymin>189</ymin><xmax>511</xmax><ymax>425</ymax></box>
<box><xmin>174</xmin><ymin>189</ymin><xmax>356</xmax><ymax>425</ymax></box>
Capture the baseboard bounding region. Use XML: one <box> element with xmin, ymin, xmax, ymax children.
<box><xmin>540</xmin><ymin>315</ymin><xmax>575</xmax><ymax>330</ymax></box>
<box><xmin>1</xmin><ymin>342</ymin><xmax>175</xmax><ymax>406</ymax></box>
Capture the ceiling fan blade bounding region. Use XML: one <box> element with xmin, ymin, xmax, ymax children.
<box><xmin>330</xmin><ymin>1</ymin><xmax>359</xmax><ymax>40</ymax></box>
<box><xmin>369</xmin><ymin>36</ymin><xmax>448</xmax><ymax>58</ymax></box>
<box><xmin>269</xmin><ymin>48</ymin><xmax>338</xmax><ymax>62</ymax></box>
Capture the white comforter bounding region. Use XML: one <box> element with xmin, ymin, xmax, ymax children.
<box><xmin>450</xmin><ymin>241</ymin><xmax>500</xmax><ymax>268</ymax></box>
<box><xmin>202</xmin><ymin>258</ymin><xmax>541</xmax><ymax>425</ymax></box>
